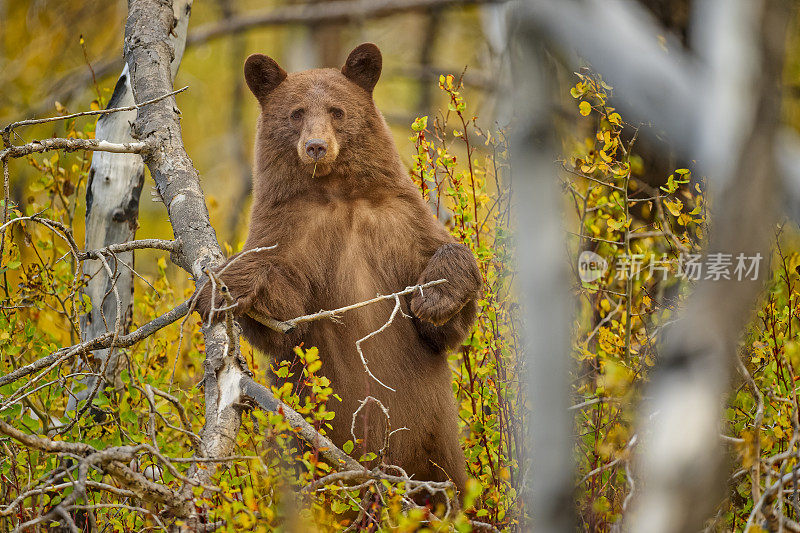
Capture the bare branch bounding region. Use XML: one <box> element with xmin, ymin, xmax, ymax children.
<box><xmin>0</xmin><ymin>137</ymin><xmax>150</xmax><ymax>161</ymax></box>
<box><xmin>249</xmin><ymin>278</ymin><xmax>446</xmax><ymax>333</ymax></box>
<box><xmin>0</xmin><ymin>300</ymin><xmax>190</xmax><ymax>388</ymax></box>
<box><xmin>240</xmin><ymin>376</ymin><xmax>363</xmax><ymax>472</ymax></box>
<box><xmin>1</xmin><ymin>86</ymin><xmax>189</xmax><ymax>134</ymax></box>
<box><xmin>77</xmin><ymin>238</ymin><xmax>178</xmax><ymax>260</ymax></box>
<box><xmin>355</xmin><ymin>294</ymin><xmax>405</xmax><ymax>392</ymax></box>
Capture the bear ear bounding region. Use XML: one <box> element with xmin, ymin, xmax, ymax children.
<box><xmin>244</xmin><ymin>54</ymin><xmax>287</xmax><ymax>103</ymax></box>
<box><xmin>341</xmin><ymin>43</ymin><xmax>382</xmax><ymax>94</ymax></box>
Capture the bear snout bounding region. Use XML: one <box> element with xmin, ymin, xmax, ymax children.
<box><xmin>296</xmin><ymin>132</ymin><xmax>339</xmax><ymax>170</ymax></box>
<box><xmin>305</xmin><ymin>139</ymin><xmax>327</xmax><ymax>161</ymax></box>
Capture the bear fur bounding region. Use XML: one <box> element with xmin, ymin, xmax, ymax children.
<box><xmin>195</xmin><ymin>43</ymin><xmax>481</xmax><ymax>496</ymax></box>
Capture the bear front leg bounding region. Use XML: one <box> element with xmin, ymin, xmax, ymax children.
<box><xmin>411</xmin><ymin>242</ymin><xmax>481</xmax><ymax>353</ymax></box>
<box><xmin>192</xmin><ymin>250</ymin><xmax>306</xmax><ymax>325</ymax></box>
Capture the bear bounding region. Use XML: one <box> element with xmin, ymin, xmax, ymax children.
<box><xmin>194</xmin><ymin>43</ymin><xmax>481</xmax><ymax>499</ymax></box>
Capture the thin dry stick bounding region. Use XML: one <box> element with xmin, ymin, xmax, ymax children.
<box><xmin>259</xmin><ymin>278</ymin><xmax>446</xmax><ymax>333</ymax></box>
<box><xmin>738</xmin><ymin>356</ymin><xmax>765</xmax><ymax>507</ymax></box>
<box><xmin>0</xmin><ymin>300</ymin><xmax>190</xmax><ymax>389</ymax></box>
<box><xmin>355</xmin><ymin>294</ymin><xmax>407</xmax><ymax>392</ymax></box>
<box><xmin>1</xmin><ymin>87</ymin><xmax>189</xmax><ymax>134</ymax></box>
<box><xmin>0</xmin><ymin>214</ymin><xmax>80</xmax><ymax>264</ymax></box>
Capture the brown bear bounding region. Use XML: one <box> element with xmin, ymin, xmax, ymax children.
<box><xmin>195</xmin><ymin>43</ymin><xmax>481</xmax><ymax>497</ymax></box>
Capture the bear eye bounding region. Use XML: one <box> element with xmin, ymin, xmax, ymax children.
<box><xmin>290</xmin><ymin>108</ymin><xmax>304</xmax><ymax>121</ymax></box>
<box><xmin>330</xmin><ymin>107</ymin><xmax>344</xmax><ymax>119</ymax></box>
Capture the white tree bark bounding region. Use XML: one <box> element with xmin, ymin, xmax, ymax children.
<box><xmin>67</xmin><ymin>0</ymin><xmax>193</xmax><ymax>413</ymax></box>
<box><xmin>508</xmin><ymin>14</ymin><xmax>574</xmax><ymax>532</ymax></box>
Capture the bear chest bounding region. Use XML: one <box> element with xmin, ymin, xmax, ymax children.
<box><xmin>294</xmin><ymin>196</ymin><xmax>421</xmax><ymax>304</ymax></box>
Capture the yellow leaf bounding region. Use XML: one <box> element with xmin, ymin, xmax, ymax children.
<box><xmin>663</xmin><ymin>198</ymin><xmax>683</xmax><ymax>217</ymax></box>
<box><xmin>607</xmin><ymin>218</ymin><xmax>624</xmax><ymax>231</ymax></box>
<box><xmin>579</xmin><ymin>101</ymin><xmax>592</xmax><ymax>116</ymax></box>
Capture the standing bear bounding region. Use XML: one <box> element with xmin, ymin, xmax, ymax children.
<box><xmin>195</xmin><ymin>43</ymin><xmax>481</xmax><ymax>496</ymax></box>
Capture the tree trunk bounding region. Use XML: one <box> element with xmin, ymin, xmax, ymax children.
<box><xmin>509</xmin><ymin>12</ymin><xmax>575</xmax><ymax>532</ymax></box>
<box><xmin>66</xmin><ymin>0</ymin><xmax>193</xmax><ymax>414</ymax></box>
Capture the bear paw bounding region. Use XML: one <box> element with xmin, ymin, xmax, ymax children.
<box><xmin>410</xmin><ymin>284</ymin><xmax>465</xmax><ymax>326</ymax></box>
<box><xmin>192</xmin><ymin>282</ymin><xmax>251</xmax><ymax>324</ymax></box>
<box><xmin>191</xmin><ymin>282</ymin><xmax>216</xmax><ymax>323</ymax></box>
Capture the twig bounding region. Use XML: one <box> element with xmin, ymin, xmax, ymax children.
<box><xmin>240</xmin><ymin>376</ymin><xmax>363</xmax><ymax>472</ymax></box>
<box><xmin>302</xmin><ymin>465</ymin><xmax>454</xmax><ymax>496</ymax></box>
<box><xmin>354</xmin><ymin>294</ymin><xmax>406</xmax><ymax>392</ymax></box>
<box><xmin>1</xmin><ymin>86</ymin><xmax>189</xmax><ymax>134</ymax></box>
<box><xmin>578</xmin><ymin>434</ymin><xmax>638</xmax><ymax>485</ymax></box>
<box><xmin>0</xmin><ymin>300</ymin><xmax>189</xmax><ymax>388</ymax></box>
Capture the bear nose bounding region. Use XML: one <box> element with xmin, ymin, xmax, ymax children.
<box><xmin>305</xmin><ymin>139</ymin><xmax>328</xmax><ymax>161</ymax></box>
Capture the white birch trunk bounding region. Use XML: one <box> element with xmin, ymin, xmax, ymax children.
<box><xmin>509</xmin><ymin>16</ymin><xmax>574</xmax><ymax>532</ymax></box>
<box><xmin>67</xmin><ymin>0</ymin><xmax>193</xmax><ymax>413</ymax></box>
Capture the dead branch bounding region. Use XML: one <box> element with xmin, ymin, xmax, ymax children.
<box><xmin>0</xmin><ymin>138</ymin><xmax>150</xmax><ymax>161</ymax></box>
<box><xmin>77</xmin><ymin>238</ymin><xmax>178</xmax><ymax>260</ymax></box>
<box><xmin>250</xmin><ymin>278</ymin><xmax>446</xmax><ymax>333</ymax></box>
<box><xmin>0</xmin><ymin>417</ymin><xmax>229</xmax><ymax>519</ymax></box>
<box><xmin>0</xmin><ymin>300</ymin><xmax>190</xmax><ymax>388</ymax></box>
<box><xmin>1</xmin><ymin>86</ymin><xmax>188</xmax><ymax>135</ymax></box>
<box><xmin>355</xmin><ymin>294</ymin><xmax>406</xmax><ymax>392</ymax></box>
<box><xmin>0</xmin><ymin>481</ymin><xmax>137</xmax><ymax>517</ymax></box>
<box><xmin>240</xmin><ymin>376</ymin><xmax>363</xmax><ymax>472</ymax></box>
<box><xmin>302</xmin><ymin>466</ymin><xmax>454</xmax><ymax>496</ymax></box>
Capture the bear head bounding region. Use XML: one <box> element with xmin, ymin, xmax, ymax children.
<box><xmin>244</xmin><ymin>43</ymin><xmax>383</xmax><ymax>178</ymax></box>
